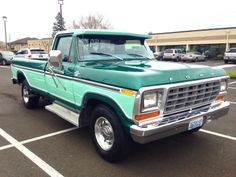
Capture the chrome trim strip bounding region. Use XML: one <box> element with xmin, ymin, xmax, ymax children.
<box><xmin>12</xmin><ymin>64</ymin><xmax>133</xmax><ymax>93</ymax></box>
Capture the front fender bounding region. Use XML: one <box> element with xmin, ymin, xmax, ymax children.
<box><xmin>82</xmin><ymin>92</ymin><xmax>134</xmax><ymax>128</ymax></box>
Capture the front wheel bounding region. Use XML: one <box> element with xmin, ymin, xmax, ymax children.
<box><xmin>21</xmin><ymin>80</ymin><xmax>39</xmax><ymax>109</ymax></box>
<box><xmin>90</xmin><ymin>105</ymin><xmax>130</xmax><ymax>163</ymax></box>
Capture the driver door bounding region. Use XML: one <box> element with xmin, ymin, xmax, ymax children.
<box><xmin>45</xmin><ymin>35</ymin><xmax>76</xmax><ymax>108</ymax></box>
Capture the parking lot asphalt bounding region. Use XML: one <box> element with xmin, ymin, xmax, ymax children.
<box><xmin>0</xmin><ymin>61</ymin><xmax>236</xmax><ymax>177</ymax></box>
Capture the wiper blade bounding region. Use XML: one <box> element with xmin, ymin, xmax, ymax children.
<box><xmin>126</xmin><ymin>53</ymin><xmax>152</xmax><ymax>60</ymax></box>
<box><xmin>90</xmin><ymin>52</ymin><xmax>123</xmax><ymax>61</ymax></box>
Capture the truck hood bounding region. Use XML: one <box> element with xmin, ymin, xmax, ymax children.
<box><xmin>78</xmin><ymin>60</ymin><xmax>226</xmax><ymax>90</ymax></box>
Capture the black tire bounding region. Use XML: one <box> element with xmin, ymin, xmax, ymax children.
<box><xmin>2</xmin><ymin>59</ymin><xmax>6</xmax><ymax>65</ymax></box>
<box><xmin>176</xmin><ymin>57</ymin><xmax>180</xmax><ymax>62</ymax></box>
<box><xmin>224</xmin><ymin>60</ymin><xmax>228</xmax><ymax>64</ymax></box>
<box><xmin>90</xmin><ymin>104</ymin><xmax>131</xmax><ymax>163</ymax></box>
<box><xmin>21</xmin><ymin>80</ymin><xmax>39</xmax><ymax>109</ymax></box>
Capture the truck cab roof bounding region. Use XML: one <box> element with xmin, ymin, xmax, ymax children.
<box><xmin>56</xmin><ymin>29</ymin><xmax>151</xmax><ymax>39</ymax></box>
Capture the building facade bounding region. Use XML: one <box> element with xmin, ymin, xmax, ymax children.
<box><xmin>27</xmin><ymin>38</ymin><xmax>52</xmax><ymax>53</ymax></box>
<box><xmin>147</xmin><ymin>27</ymin><xmax>236</xmax><ymax>58</ymax></box>
<box><xmin>9</xmin><ymin>38</ymin><xmax>52</xmax><ymax>53</ymax></box>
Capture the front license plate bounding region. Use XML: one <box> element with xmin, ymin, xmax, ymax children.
<box><xmin>188</xmin><ymin>117</ymin><xmax>203</xmax><ymax>130</ymax></box>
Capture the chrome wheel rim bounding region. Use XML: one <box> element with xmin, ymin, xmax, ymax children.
<box><xmin>2</xmin><ymin>60</ymin><xmax>6</xmax><ymax>65</ymax></box>
<box><xmin>23</xmin><ymin>85</ymin><xmax>29</xmax><ymax>103</ymax></box>
<box><xmin>94</xmin><ymin>117</ymin><xmax>114</xmax><ymax>151</ymax></box>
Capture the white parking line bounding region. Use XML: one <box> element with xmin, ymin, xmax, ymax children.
<box><xmin>200</xmin><ymin>129</ymin><xmax>236</xmax><ymax>141</ymax></box>
<box><xmin>0</xmin><ymin>66</ymin><xmax>10</xmax><ymax>69</ymax></box>
<box><xmin>214</xmin><ymin>64</ymin><xmax>236</xmax><ymax>69</ymax></box>
<box><xmin>229</xmin><ymin>87</ymin><xmax>236</xmax><ymax>90</ymax></box>
<box><xmin>229</xmin><ymin>81</ymin><xmax>236</xmax><ymax>85</ymax></box>
<box><xmin>0</xmin><ymin>128</ymin><xmax>64</xmax><ymax>177</ymax></box>
<box><xmin>0</xmin><ymin>127</ymin><xmax>78</xmax><ymax>151</ymax></box>
<box><xmin>230</xmin><ymin>101</ymin><xmax>236</xmax><ymax>105</ymax></box>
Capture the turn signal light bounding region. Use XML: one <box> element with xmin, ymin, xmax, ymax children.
<box><xmin>215</xmin><ymin>95</ymin><xmax>225</xmax><ymax>101</ymax></box>
<box><xmin>135</xmin><ymin>110</ymin><xmax>160</xmax><ymax>121</ymax></box>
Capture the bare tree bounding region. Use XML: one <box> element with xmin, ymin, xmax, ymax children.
<box><xmin>71</xmin><ymin>14</ymin><xmax>112</xmax><ymax>29</ymax></box>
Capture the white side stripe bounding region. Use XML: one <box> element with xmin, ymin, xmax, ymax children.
<box><xmin>0</xmin><ymin>128</ymin><xmax>64</xmax><ymax>177</ymax></box>
<box><xmin>200</xmin><ymin>129</ymin><xmax>236</xmax><ymax>141</ymax></box>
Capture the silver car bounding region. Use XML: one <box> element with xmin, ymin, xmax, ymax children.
<box><xmin>15</xmin><ymin>48</ymin><xmax>48</xmax><ymax>59</ymax></box>
<box><xmin>163</xmin><ymin>49</ymin><xmax>184</xmax><ymax>62</ymax></box>
<box><xmin>224</xmin><ymin>48</ymin><xmax>236</xmax><ymax>64</ymax></box>
<box><xmin>181</xmin><ymin>52</ymin><xmax>205</xmax><ymax>62</ymax></box>
<box><xmin>0</xmin><ymin>51</ymin><xmax>14</xmax><ymax>65</ymax></box>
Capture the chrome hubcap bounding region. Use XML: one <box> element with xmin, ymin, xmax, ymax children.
<box><xmin>23</xmin><ymin>85</ymin><xmax>29</xmax><ymax>103</ymax></box>
<box><xmin>95</xmin><ymin>117</ymin><xmax>114</xmax><ymax>151</ymax></box>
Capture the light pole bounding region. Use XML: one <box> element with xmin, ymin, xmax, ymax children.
<box><xmin>58</xmin><ymin>0</ymin><xmax>64</xmax><ymax>30</ymax></box>
<box><xmin>2</xmin><ymin>16</ymin><xmax>7</xmax><ymax>50</ymax></box>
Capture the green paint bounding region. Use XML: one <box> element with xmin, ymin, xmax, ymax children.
<box><xmin>10</xmin><ymin>29</ymin><xmax>228</xmax><ymax>130</ymax></box>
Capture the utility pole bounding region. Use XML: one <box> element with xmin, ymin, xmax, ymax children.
<box><xmin>58</xmin><ymin>0</ymin><xmax>64</xmax><ymax>30</ymax></box>
<box><xmin>2</xmin><ymin>16</ymin><xmax>7</xmax><ymax>50</ymax></box>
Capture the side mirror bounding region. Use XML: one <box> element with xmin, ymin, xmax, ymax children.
<box><xmin>49</xmin><ymin>50</ymin><xmax>62</xmax><ymax>67</ymax></box>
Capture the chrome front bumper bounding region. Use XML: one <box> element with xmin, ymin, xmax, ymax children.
<box><xmin>130</xmin><ymin>101</ymin><xmax>230</xmax><ymax>144</ymax></box>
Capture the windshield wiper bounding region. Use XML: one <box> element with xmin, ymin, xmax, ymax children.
<box><xmin>126</xmin><ymin>53</ymin><xmax>152</xmax><ymax>60</ymax></box>
<box><xmin>90</xmin><ymin>52</ymin><xmax>123</xmax><ymax>61</ymax></box>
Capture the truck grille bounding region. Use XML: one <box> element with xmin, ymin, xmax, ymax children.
<box><xmin>164</xmin><ymin>80</ymin><xmax>220</xmax><ymax>113</ymax></box>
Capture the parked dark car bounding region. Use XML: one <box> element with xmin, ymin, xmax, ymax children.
<box><xmin>0</xmin><ymin>51</ymin><xmax>14</xmax><ymax>65</ymax></box>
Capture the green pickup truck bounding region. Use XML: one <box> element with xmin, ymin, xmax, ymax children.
<box><xmin>11</xmin><ymin>30</ymin><xmax>230</xmax><ymax>162</ymax></box>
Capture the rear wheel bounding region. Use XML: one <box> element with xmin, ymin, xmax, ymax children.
<box><xmin>21</xmin><ymin>80</ymin><xmax>39</xmax><ymax>109</ymax></box>
<box><xmin>90</xmin><ymin>104</ymin><xmax>131</xmax><ymax>163</ymax></box>
<box><xmin>224</xmin><ymin>60</ymin><xmax>228</xmax><ymax>64</ymax></box>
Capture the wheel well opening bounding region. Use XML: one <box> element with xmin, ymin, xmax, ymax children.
<box><xmin>79</xmin><ymin>98</ymin><xmax>117</xmax><ymax>127</ymax></box>
<box><xmin>17</xmin><ymin>73</ymin><xmax>26</xmax><ymax>84</ymax></box>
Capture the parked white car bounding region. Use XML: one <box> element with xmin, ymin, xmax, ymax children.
<box><xmin>224</xmin><ymin>48</ymin><xmax>236</xmax><ymax>64</ymax></box>
<box><xmin>163</xmin><ymin>49</ymin><xmax>184</xmax><ymax>62</ymax></box>
<box><xmin>181</xmin><ymin>52</ymin><xmax>206</xmax><ymax>62</ymax></box>
<box><xmin>15</xmin><ymin>48</ymin><xmax>48</xmax><ymax>59</ymax></box>
<box><xmin>0</xmin><ymin>51</ymin><xmax>14</xmax><ymax>65</ymax></box>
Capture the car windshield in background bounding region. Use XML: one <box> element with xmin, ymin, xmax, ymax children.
<box><xmin>30</xmin><ymin>50</ymin><xmax>46</xmax><ymax>54</ymax></box>
<box><xmin>165</xmin><ymin>49</ymin><xmax>173</xmax><ymax>53</ymax></box>
<box><xmin>77</xmin><ymin>35</ymin><xmax>154</xmax><ymax>61</ymax></box>
<box><xmin>192</xmin><ymin>52</ymin><xmax>201</xmax><ymax>55</ymax></box>
<box><xmin>228</xmin><ymin>49</ymin><xmax>236</xmax><ymax>53</ymax></box>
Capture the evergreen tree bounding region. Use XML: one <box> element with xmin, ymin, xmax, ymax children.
<box><xmin>52</xmin><ymin>12</ymin><xmax>66</xmax><ymax>38</ymax></box>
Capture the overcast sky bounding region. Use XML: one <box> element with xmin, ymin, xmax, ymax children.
<box><xmin>0</xmin><ymin>0</ymin><xmax>236</xmax><ymax>42</ymax></box>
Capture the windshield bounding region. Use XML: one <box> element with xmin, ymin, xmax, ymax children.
<box><xmin>228</xmin><ymin>49</ymin><xmax>236</xmax><ymax>53</ymax></box>
<box><xmin>77</xmin><ymin>35</ymin><xmax>154</xmax><ymax>61</ymax></box>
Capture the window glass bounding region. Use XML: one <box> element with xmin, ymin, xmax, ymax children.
<box><xmin>30</xmin><ymin>50</ymin><xmax>46</xmax><ymax>54</ymax></box>
<box><xmin>23</xmin><ymin>50</ymin><xmax>28</xmax><ymax>54</ymax></box>
<box><xmin>78</xmin><ymin>35</ymin><xmax>154</xmax><ymax>60</ymax></box>
<box><xmin>56</xmin><ymin>36</ymin><xmax>72</xmax><ymax>62</ymax></box>
<box><xmin>229</xmin><ymin>49</ymin><xmax>236</xmax><ymax>53</ymax></box>
<box><xmin>165</xmin><ymin>49</ymin><xmax>173</xmax><ymax>53</ymax></box>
